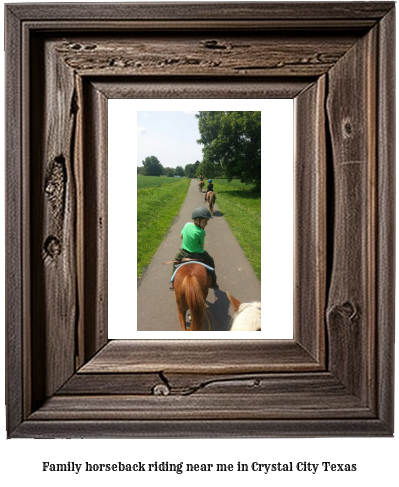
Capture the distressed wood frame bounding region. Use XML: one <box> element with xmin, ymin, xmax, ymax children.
<box><xmin>5</xmin><ymin>2</ymin><xmax>395</xmax><ymax>438</ymax></box>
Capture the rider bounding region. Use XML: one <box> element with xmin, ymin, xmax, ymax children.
<box><xmin>204</xmin><ymin>179</ymin><xmax>214</xmax><ymax>202</ymax></box>
<box><xmin>169</xmin><ymin>207</ymin><xmax>219</xmax><ymax>290</ymax></box>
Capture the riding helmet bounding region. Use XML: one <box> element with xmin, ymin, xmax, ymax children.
<box><xmin>208</xmin><ymin>179</ymin><xmax>212</xmax><ymax>183</ymax></box>
<box><xmin>192</xmin><ymin>207</ymin><xmax>213</xmax><ymax>220</ymax></box>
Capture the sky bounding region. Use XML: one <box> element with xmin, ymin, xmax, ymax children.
<box><xmin>137</xmin><ymin>111</ymin><xmax>203</xmax><ymax>169</ymax></box>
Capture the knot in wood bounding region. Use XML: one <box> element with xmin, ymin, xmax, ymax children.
<box><xmin>43</xmin><ymin>236</ymin><xmax>61</xmax><ymax>261</ymax></box>
<box><xmin>83</xmin><ymin>44</ymin><xmax>97</xmax><ymax>51</ymax></box>
<box><xmin>45</xmin><ymin>156</ymin><xmax>66</xmax><ymax>212</ymax></box>
<box><xmin>328</xmin><ymin>301</ymin><xmax>358</xmax><ymax>324</ymax></box>
<box><xmin>201</xmin><ymin>40</ymin><xmax>227</xmax><ymax>50</ymax></box>
<box><xmin>342</xmin><ymin>118</ymin><xmax>354</xmax><ymax>138</ymax></box>
<box><xmin>152</xmin><ymin>383</ymin><xmax>170</xmax><ymax>396</ymax></box>
<box><xmin>44</xmin><ymin>182</ymin><xmax>56</xmax><ymax>196</ymax></box>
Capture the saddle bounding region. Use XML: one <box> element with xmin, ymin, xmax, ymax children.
<box><xmin>169</xmin><ymin>259</ymin><xmax>215</xmax><ymax>284</ymax></box>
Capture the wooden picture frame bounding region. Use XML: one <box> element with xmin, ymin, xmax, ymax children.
<box><xmin>5</xmin><ymin>2</ymin><xmax>395</xmax><ymax>438</ymax></box>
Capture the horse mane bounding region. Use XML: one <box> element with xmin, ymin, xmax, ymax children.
<box><xmin>230</xmin><ymin>301</ymin><xmax>261</xmax><ymax>331</ymax></box>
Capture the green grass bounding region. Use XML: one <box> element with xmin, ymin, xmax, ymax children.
<box><xmin>213</xmin><ymin>179</ymin><xmax>261</xmax><ymax>282</ymax></box>
<box><xmin>137</xmin><ymin>176</ymin><xmax>191</xmax><ymax>278</ymax></box>
<box><xmin>137</xmin><ymin>175</ymin><xmax>184</xmax><ymax>189</ymax></box>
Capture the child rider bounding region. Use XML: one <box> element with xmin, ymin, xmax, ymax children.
<box><xmin>204</xmin><ymin>179</ymin><xmax>214</xmax><ymax>202</ymax></box>
<box><xmin>169</xmin><ymin>207</ymin><xmax>219</xmax><ymax>290</ymax></box>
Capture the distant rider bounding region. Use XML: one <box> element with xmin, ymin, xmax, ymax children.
<box><xmin>204</xmin><ymin>179</ymin><xmax>214</xmax><ymax>202</ymax></box>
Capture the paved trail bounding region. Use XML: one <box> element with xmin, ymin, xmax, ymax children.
<box><xmin>137</xmin><ymin>179</ymin><xmax>261</xmax><ymax>331</ymax></box>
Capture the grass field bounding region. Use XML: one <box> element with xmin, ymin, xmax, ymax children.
<box><xmin>137</xmin><ymin>176</ymin><xmax>184</xmax><ymax>190</ymax></box>
<box><xmin>137</xmin><ymin>176</ymin><xmax>191</xmax><ymax>278</ymax></box>
<box><xmin>212</xmin><ymin>179</ymin><xmax>261</xmax><ymax>282</ymax></box>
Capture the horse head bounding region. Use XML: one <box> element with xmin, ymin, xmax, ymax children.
<box><xmin>227</xmin><ymin>292</ymin><xmax>261</xmax><ymax>331</ymax></box>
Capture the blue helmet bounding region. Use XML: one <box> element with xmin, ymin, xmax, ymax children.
<box><xmin>208</xmin><ymin>179</ymin><xmax>212</xmax><ymax>183</ymax></box>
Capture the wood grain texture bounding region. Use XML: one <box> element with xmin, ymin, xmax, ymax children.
<box><xmin>81</xmin><ymin>81</ymin><xmax>109</xmax><ymax>363</ymax></box>
<box><xmin>29</xmin><ymin>392</ymin><xmax>371</xmax><ymax>421</ymax></box>
<box><xmin>5</xmin><ymin>4</ymin><xmax>25</xmax><ymax>436</ymax></box>
<box><xmin>5</xmin><ymin>2</ymin><xmax>395</xmax><ymax>438</ymax></box>
<box><xmin>14</xmin><ymin>418</ymin><xmax>390</xmax><ymax>439</ymax></box>
<box><xmin>34</xmin><ymin>371</ymin><xmax>375</xmax><ymax>422</ymax></box>
<box><xmin>294</xmin><ymin>76</ymin><xmax>326</xmax><ymax>363</ymax></box>
<box><xmin>59</xmin><ymin>371</ymin><xmax>362</xmax><ymax>399</ymax></box>
<box><xmin>326</xmin><ymin>27</ymin><xmax>377</xmax><ymax>405</ymax></box>
<box><xmin>30</xmin><ymin>37</ymin><xmax>78</xmax><ymax>407</ymax></box>
<box><xmin>7</xmin><ymin>2</ymin><xmax>394</xmax><ymax>23</ymax></box>
<box><xmin>53</xmin><ymin>33</ymin><xmax>360</xmax><ymax>78</ymax></box>
<box><xmin>79</xmin><ymin>340</ymin><xmax>321</xmax><ymax>374</ymax></box>
<box><xmin>375</xmin><ymin>6</ymin><xmax>396</xmax><ymax>432</ymax></box>
<box><xmin>92</xmin><ymin>78</ymin><xmax>312</xmax><ymax>100</ymax></box>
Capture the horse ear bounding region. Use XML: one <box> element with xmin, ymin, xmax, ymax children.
<box><xmin>226</xmin><ymin>292</ymin><xmax>242</xmax><ymax>313</ymax></box>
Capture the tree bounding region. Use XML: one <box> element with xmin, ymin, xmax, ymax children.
<box><xmin>184</xmin><ymin>163</ymin><xmax>196</xmax><ymax>178</ymax></box>
<box><xmin>196</xmin><ymin>111</ymin><xmax>261</xmax><ymax>189</ymax></box>
<box><xmin>174</xmin><ymin>165</ymin><xmax>185</xmax><ymax>177</ymax></box>
<box><xmin>164</xmin><ymin>167</ymin><xmax>175</xmax><ymax>177</ymax></box>
<box><xmin>196</xmin><ymin>160</ymin><xmax>219</xmax><ymax>179</ymax></box>
<box><xmin>142</xmin><ymin>156</ymin><xmax>164</xmax><ymax>176</ymax></box>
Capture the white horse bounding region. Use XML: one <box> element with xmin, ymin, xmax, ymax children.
<box><xmin>226</xmin><ymin>292</ymin><xmax>261</xmax><ymax>331</ymax></box>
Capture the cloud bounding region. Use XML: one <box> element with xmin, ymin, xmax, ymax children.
<box><xmin>138</xmin><ymin>126</ymin><xmax>148</xmax><ymax>134</ymax></box>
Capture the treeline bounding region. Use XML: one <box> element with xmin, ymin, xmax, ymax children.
<box><xmin>137</xmin><ymin>156</ymin><xmax>201</xmax><ymax>178</ymax></box>
<box><xmin>138</xmin><ymin>111</ymin><xmax>261</xmax><ymax>188</ymax></box>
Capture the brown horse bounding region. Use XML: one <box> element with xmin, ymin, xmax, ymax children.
<box><xmin>205</xmin><ymin>191</ymin><xmax>216</xmax><ymax>215</ymax></box>
<box><xmin>199</xmin><ymin>180</ymin><xmax>204</xmax><ymax>192</ymax></box>
<box><xmin>174</xmin><ymin>263</ymin><xmax>212</xmax><ymax>330</ymax></box>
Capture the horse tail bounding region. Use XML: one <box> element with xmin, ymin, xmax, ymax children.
<box><xmin>181</xmin><ymin>275</ymin><xmax>207</xmax><ymax>331</ymax></box>
<box><xmin>207</xmin><ymin>192</ymin><xmax>215</xmax><ymax>212</ymax></box>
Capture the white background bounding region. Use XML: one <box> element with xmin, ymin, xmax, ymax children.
<box><xmin>1</xmin><ymin>1</ymin><xmax>398</xmax><ymax>486</ymax></box>
<box><xmin>108</xmin><ymin>99</ymin><xmax>293</xmax><ymax>339</ymax></box>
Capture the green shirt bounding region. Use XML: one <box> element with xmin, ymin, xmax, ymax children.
<box><xmin>181</xmin><ymin>222</ymin><xmax>205</xmax><ymax>253</ymax></box>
